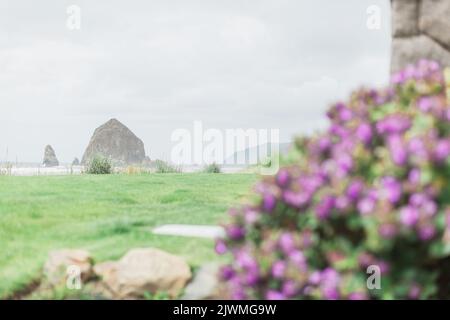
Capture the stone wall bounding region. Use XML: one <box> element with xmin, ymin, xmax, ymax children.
<box><xmin>391</xmin><ymin>0</ymin><xmax>450</xmax><ymax>73</ymax></box>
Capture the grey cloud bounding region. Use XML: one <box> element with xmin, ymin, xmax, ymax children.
<box><xmin>0</xmin><ymin>0</ymin><xmax>391</xmax><ymax>163</ymax></box>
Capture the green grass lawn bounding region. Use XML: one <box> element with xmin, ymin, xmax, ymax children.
<box><xmin>0</xmin><ymin>173</ymin><xmax>257</xmax><ymax>298</ymax></box>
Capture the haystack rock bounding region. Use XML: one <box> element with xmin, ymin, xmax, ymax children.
<box><xmin>43</xmin><ymin>145</ymin><xmax>59</xmax><ymax>167</ymax></box>
<box><xmin>81</xmin><ymin>119</ymin><xmax>147</xmax><ymax>166</ymax></box>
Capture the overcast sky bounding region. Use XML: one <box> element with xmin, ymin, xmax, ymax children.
<box><xmin>0</xmin><ymin>0</ymin><xmax>391</xmax><ymax>163</ymax></box>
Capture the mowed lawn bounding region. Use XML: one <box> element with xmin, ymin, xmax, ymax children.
<box><xmin>0</xmin><ymin>173</ymin><xmax>257</xmax><ymax>298</ymax></box>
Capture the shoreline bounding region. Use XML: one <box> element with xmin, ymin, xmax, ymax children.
<box><xmin>0</xmin><ymin>165</ymin><xmax>251</xmax><ymax>176</ymax></box>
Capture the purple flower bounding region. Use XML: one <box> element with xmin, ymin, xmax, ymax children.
<box><xmin>335</xmin><ymin>195</ymin><xmax>350</xmax><ymax>211</ymax></box>
<box><xmin>434</xmin><ymin>139</ymin><xmax>450</xmax><ymax>162</ymax></box>
<box><xmin>339</xmin><ymin>106</ymin><xmax>353</xmax><ymax>122</ymax></box>
<box><xmin>347</xmin><ymin>180</ymin><xmax>364</xmax><ymax>201</ymax></box>
<box><xmin>300</xmin><ymin>174</ymin><xmax>324</xmax><ymax>193</ymax></box>
<box><xmin>388</xmin><ymin>135</ymin><xmax>408</xmax><ymax>166</ymax></box>
<box><xmin>377</xmin><ymin>260</ymin><xmax>390</xmax><ymax>274</ymax></box>
<box><xmin>348</xmin><ymin>292</ymin><xmax>367</xmax><ymax>300</ymax></box>
<box><xmin>226</xmin><ymin>225</ymin><xmax>246</xmax><ymax>240</ymax></box>
<box><xmin>408</xmin><ymin>137</ymin><xmax>428</xmax><ymax>160</ymax></box>
<box><xmin>356</xmin><ymin>123</ymin><xmax>373</xmax><ymax>144</ymax></box>
<box><xmin>409</xmin><ymin>193</ymin><xmax>428</xmax><ymax>207</ymax></box>
<box><xmin>422</xmin><ymin>200</ymin><xmax>437</xmax><ymax>217</ymax></box>
<box><xmin>262</xmin><ymin>193</ymin><xmax>276</xmax><ymax>212</ymax></box>
<box><xmin>289</xmin><ymin>250</ymin><xmax>306</xmax><ymax>270</ymax></box>
<box><xmin>408</xmin><ymin>168</ymin><xmax>421</xmax><ymax>185</ymax></box>
<box><xmin>330</xmin><ymin>124</ymin><xmax>350</xmax><ymax>139</ymax></box>
<box><xmin>231</xmin><ymin>288</ymin><xmax>247</xmax><ymax>300</ymax></box>
<box><xmin>391</xmin><ymin>71</ymin><xmax>406</xmax><ymax>84</ymax></box>
<box><xmin>244</xmin><ymin>268</ymin><xmax>260</xmax><ymax>286</ymax></box>
<box><xmin>318</xmin><ymin>136</ymin><xmax>332</xmax><ymax>153</ymax></box>
<box><xmin>302</xmin><ymin>285</ymin><xmax>313</xmax><ymax>296</ymax></box>
<box><xmin>418</xmin><ymin>225</ymin><xmax>436</xmax><ymax>241</ymax></box>
<box><xmin>374</xmin><ymin>91</ymin><xmax>389</xmax><ymax>105</ymax></box>
<box><xmin>336</xmin><ymin>153</ymin><xmax>353</xmax><ymax>175</ymax></box>
<box><xmin>380</xmin><ymin>176</ymin><xmax>402</xmax><ymax>204</ymax></box>
<box><xmin>357</xmin><ymin>196</ymin><xmax>376</xmax><ymax>215</ymax></box>
<box><xmin>271</xmin><ymin>261</ymin><xmax>287</xmax><ymax>278</ymax></box>
<box><xmin>376</xmin><ymin>114</ymin><xmax>411</xmax><ymax>135</ymax></box>
<box><xmin>215</xmin><ymin>240</ymin><xmax>228</xmax><ymax>255</ymax></box>
<box><xmin>399</xmin><ymin>206</ymin><xmax>420</xmax><ymax>227</ymax></box>
<box><xmin>282</xmin><ymin>280</ymin><xmax>298</xmax><ymax>297</ymax></box>
<box><xmin>309</xmin><ymin>271</ymin><xmax>322</xmax><ymax>285</ymax></box>
<box><xmin>328</xmin><ymin>102</ymin><xmax>344</xmax><ymax>119</ymax></box>
<box><xmin>417</xmin><ymin>59</ymin><xmax>440</xmax><ymax>72</ymax></box>
<box><xmin>408</xmin><ymin>284</ymin><xmax>421</xmax><ymax>300</ymax></box>
<box><xmin>322</xmin><ymin>287</ymin><xmax>339</xmax><ymax>300</ymax></box>
<box><xmin>244</xmin><ymin>208</ymin><xmax>259</xmax><ymax>224</ymax></box>
<box><xmin>276</xmin><ymin>169</ymin><xmax>290</xmax><ymax>188</ymax></box>
<box><xmin>220</xmin><ymin>265</ymin><xmax>235</xmax><ymax>280</ymax></box>
<box><xmin>315</xmin><ymin>195</ymin><xmax>336</xmax><ymax>219</ymax></box>
<box><xmin>236</xmin><ymin>250</ymin><xmax>255</xmax><ymax>268</ymax></box>
<box><xmin>321</xmin><ymin>268</ymin><xmax>340</xmax><ymax>288</ymax></box>
<box><xmin>265</xmin><ymin>290</ymin><xmax>286</xmax><ymax>300</ymax></box>
<box><xmin>279</xmin><ymin>233</ymin><xmax>296</xmax><ymax>254</ymax></box>
<box><xmin>417</xmin><ymin>96</ymin><xmax>434</xmax><ymax>112</ymax></box>
<box><xmin>283</xmin><ymin>190</ymin><xmax>310</xmax><ymax>208</ymax></box>
<box><xmin>403</xmin><ymin>64</ymin><xmax>416</xmax><ymax>79</ymax></box>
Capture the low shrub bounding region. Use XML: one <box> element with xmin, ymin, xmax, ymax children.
<box><xmin>216</xmin><ymin>60</ymin><xmax>450</xmax><ymax>300</ymax></box>
<box><xmin>85</xmin><ymin>156</ymin><xmax>113</xmax><ymax>174</ymax></box>
<box><xmin>203</xmin><ymin>162</ymin><xmax>221</xmax><ymax>173</ymax></box>
<box><xmin>154</xmin><ymin>160</ymin><xmax>182</xmax><ymax>173</ymax></box>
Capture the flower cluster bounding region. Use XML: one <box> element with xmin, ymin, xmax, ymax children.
<box><xmin>216</xmin><ymin>60</ymin><xmax>450</xmax><ymax>300</ymax></box>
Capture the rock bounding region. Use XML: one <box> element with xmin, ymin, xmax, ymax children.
<box><xmin>391</xmin><ymin>35</ymin><xmax>450</xmax><ymax>73</ymax></box>
<box><xmin>81</xmin><ymin>119</ymin><xmax>147</xmax><ymax>166</ymax></box>
<box><xmin>93</xmin><ymin>261</ymin><xmax>117</xmax><ymax>276</ymax></box>
<box><xmin>142</xmin><ymin>156</ymin><xmax>152</xmax><ymax>167</ymax></box>
<box><xmin>182</xmin><ymin>263</ymin><xmax>225</xmax><ymax>300</ymax></box>
<box><xmin>93</xmin><ymin>248</ymin><xmax>191</xmax><ymax>299</ymax></box>
<box><xmin>83</xmin><ymin>281</ymin><xmax>115</xmax><ymax>300</ymax></box>
<box><xmin>72</xmin><ymin>157</ymin><xmax>80</xmax><ymax>166</ymax></box>
<box><xmin>391</xmin><ymin>0</ymin><xmax>419</xmax><ymax>37</ymax></box>
<box><xmin>419</xmin><ymin>0</ymin><xmax>450</xmax><ymax>50</ymax></box>
<box><xmin>43</xmin><ymin>249</ymin><xmax>93</xmax><ymax>288</ymax></box>
<box><xmin>391</xmin><ymin>0</ymin><xmax>450</xmax><ymax>73</ymax></box>
<box><xmin>42</xmin><ymin>145</ymin><xmax>59</xmax><ymax>167</ymax></box>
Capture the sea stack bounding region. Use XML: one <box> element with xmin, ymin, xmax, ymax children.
<box><xmin>72</xmin><ymin>157</ymin><xmax>80</xmax><ymax>166</ymax></box>
<box><xmin>81</xmin><ymin>119</ymin><xmax>147</xmax><ymax>166</ymax></box>
<box><xmin>43</xmin><ymin>145</ymin><xmax>59</xmax><ymax>167</ymax></box>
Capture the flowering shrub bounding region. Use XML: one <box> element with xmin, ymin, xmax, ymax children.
<box><xmin>216</xmin><ymin>60</ymin><xmax>450</xmax><ymax>300</ymax></box>
<box><xmin>85</xmin><ymin>155</ymin><xmax>113</xmax><ymax>174</ymax></box>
